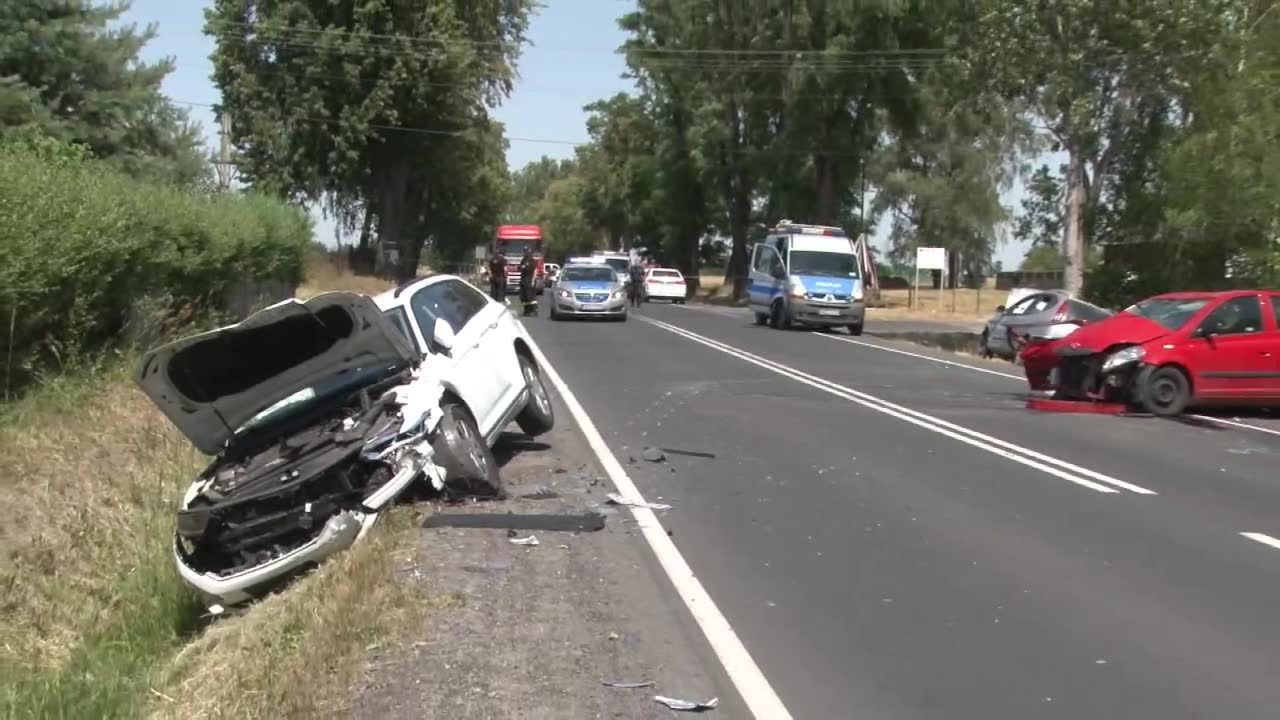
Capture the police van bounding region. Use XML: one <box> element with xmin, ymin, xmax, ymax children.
<box><xmin>748</xmin><ymin>221</ymin><xmax>866</xmax><ymax>335</ymax></box>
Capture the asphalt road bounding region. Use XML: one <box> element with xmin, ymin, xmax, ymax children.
<box><xmin>520</xmin><ymin>301</ymin><xmax>1280</xmax><ymax>720</ymax></box>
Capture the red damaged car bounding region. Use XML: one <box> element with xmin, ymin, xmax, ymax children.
<box><xmin>1023</xmin><ymin>290</ymin><xmax>1280</xmax><ymax>416</ymax></box>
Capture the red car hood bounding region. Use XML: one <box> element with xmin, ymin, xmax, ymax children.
<box><xmin>1052</xmin><ymin>312</ymin><xmax>1170</xmax><ymax>352</ymax></box>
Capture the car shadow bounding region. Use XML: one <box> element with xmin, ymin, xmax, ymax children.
<box><xmin>493</xmin><ymin>431</ymin><xmax>552</xmax><ymax>467</ymax></box>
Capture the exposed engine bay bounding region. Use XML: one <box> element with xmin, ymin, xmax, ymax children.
<box><xmin>176</xmin><ymin>367</ymin><xmax>440</xmax><ymax>578</ymax></box>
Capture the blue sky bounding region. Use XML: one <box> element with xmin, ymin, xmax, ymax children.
<box><xmin>121</xmin><ymin>0</ymin><xmax>1028</xmax><ymax>266</ymax></box>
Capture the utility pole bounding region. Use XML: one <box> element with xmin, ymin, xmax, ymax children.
<box><xmin>213</xmin><ymin>112</ymin><xmax>236</xmax><ymax>192</ymax></box>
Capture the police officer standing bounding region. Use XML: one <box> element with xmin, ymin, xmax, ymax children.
<box><xmin>628</xmin><ymin>262</ymin><xmax>645</xmax><ymax>308</ymax></box>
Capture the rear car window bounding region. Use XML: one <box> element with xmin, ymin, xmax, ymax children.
<box><xmin>651</xmin><ymin>269</ymin><xmax>682</xmax><ymax>279</ymax></box>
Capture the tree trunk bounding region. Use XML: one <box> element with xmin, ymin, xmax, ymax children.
<box><xmin>1062</xmin><ymin>149</ymin><xmax>1087</xmax><ymax>295</ymax></box>
<box><xmin>814</xmin><ymin>153</ymin><xmax>840</xmax><ymax>225</ymax></box>
<box><xmin>373</xmin><ymin>153</ymin><xmax>412</xmax><ymax>281</ymax></box>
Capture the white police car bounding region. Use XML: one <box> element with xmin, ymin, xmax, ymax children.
<box><xmin>747</xmin><ymin>221</ymin><xmax>866</xmax><ymax>335</ymax></box>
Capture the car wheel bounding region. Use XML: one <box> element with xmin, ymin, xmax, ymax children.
<box><xmin>847</xmin><ymin>322</ymin><xmax>863</xmax><ymax>336</ymax></box>
<box><xmin>1140</xmin><ymin>365</ymin><xmax>1191</xmax><ymax>417</ymax></box>
<box><xmin>515</xmin><ymin>354</ymin><xmax>555</xmax><ymax>437</ymax></box>
<box><xmin>431</xmin><ymin>403</ymin><xmax>502</xmax><ymax>498</ymax></box>
<box><xmin>754</xmin><ymin>312</ymin><xmax>768</xmax><ymax>326</ymax></box>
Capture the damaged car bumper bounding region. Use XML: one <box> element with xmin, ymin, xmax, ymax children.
<box><xmin>1024</xmin><ymin>342</ymin><xmax>1145</xmax><ymax>403</ymax></box>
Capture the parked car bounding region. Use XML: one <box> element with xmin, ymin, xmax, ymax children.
<box><xmin>1023</xmin><ymin>290</ymin><xmax>1280</xmax><ymax>415</ymax></box>
<box><xmin>549</xmin><ymin>262</ymin><xmax>628</xmax><ymax>321</ymax></box>
<box><xmin>373</xmin><ymin>275</ymin><xmax>556</xmax><ymax>466</ymax></box>
<box><xmin>980</xmin><ymin>289</ymin><xmax>1112</xmax><ymax>361</ymax></box>
<box><xmin>643</xmin><ymin>267</ymin><xmax>687</xmax><ymax>303</ymax></box>
<box><xmin>137</xmin><ymin>292</ymin><xmax>453</xmax><ymax>608</ymax></box>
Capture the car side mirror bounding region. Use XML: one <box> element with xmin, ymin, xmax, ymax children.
<box><xmin>772</xmin><ymin>268</ymin><xmax>787</xmax><ymax>280</ymax></box>
<box><xmin>432</xmin><ymin>317</ymin><xmax>455</xmax><ymax>354</ymax></box>
<box><xmin>995</xmin><ymin>305</ymin><xmax>1006</xmax><ymax>314</ymax></box>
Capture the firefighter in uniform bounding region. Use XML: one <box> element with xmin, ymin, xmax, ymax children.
<box><xmin>518</xmin><ymin>249</ymin><xmax>537</xmax><ymax>315</ymax></box>
<box><xmin>487</xmin><ymin>249</ymin><xmax>507</xmax><ymax>302</ymax></box>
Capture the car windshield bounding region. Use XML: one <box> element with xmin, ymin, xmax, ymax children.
<box><xmin>788</xmin><ymin>250</ymin><xmax>859</xmax><ymax>278</ymax></box>
<box><xmin>563</xmin><ymin>267</ymin><xmax>616</xmax><ymax>282</ymax></box>
<box><xmin>236</xmin><ymin>365</ymin><xmax>395</xmax><ymax>434</ymax></box>
<box><xmin>1125</xmin><ymin>297</ymin><xmax>1210</xmax><ymax>330</ymax></box>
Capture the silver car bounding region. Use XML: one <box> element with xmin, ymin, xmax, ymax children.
<box><xmin>549</xmin><ymin>263</ymin><xmax>628</xmax><ymax>321</ymax></box>
<box><xmin>981</xmin><ymin>289</ymin><xmax>1112</xmax><ymax>360</ymax></box>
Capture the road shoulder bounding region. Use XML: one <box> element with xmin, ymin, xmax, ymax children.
<box><xmin>346</xmin><ymin>389</ymin><xmax>737</xmax><ymax>718</ymax></box>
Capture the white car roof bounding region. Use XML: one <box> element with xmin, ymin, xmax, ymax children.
<box><xmin>373</xmin><ymin>274</ymin><xmax>455</xmax><ymax>310</ymax></box>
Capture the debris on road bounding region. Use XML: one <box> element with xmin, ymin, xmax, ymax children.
<box><xmin>653</xmin><ymin>695</ymin><xmax>719</xmax><ymax>712</ymax></box>
<box><xmin>424</xmin><ymin>512</ymin><xmax>607</xmax><ymax>532</ymax></box>
<box><xmin>641</xmin><ymin>447</ymin><xmax>668</xmax><ymax>463</ymax></box>
<box><xmin>660</xmin><ymin>447</ymin><xmax>716</xmax><ymax>459</ymax></box>
<box><xmin>606</xmin><ymin>493</ymin><xmax>672</xmax><ymax>511</ymax></box>
<box><xmin>509</xmin><ymin>535</ymin><xmax>539</xmax><ymax>546</ymax></box>
<box><xmin>520</xmin><ymin>486</ymin><xmax>560</xmax><ymax>500</ymax></box>
<box><xmin>602</xmin><ymin>680</ymin><xmax>655</xmax><ymax>689</ymax></box>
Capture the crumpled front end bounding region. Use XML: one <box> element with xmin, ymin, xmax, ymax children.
<box><xmin>174</xmin><ymin>369</ymin><xmax>446</xmax><ymax>609</ymax></box>
<box><xmin>1023</xmin><ymin>339</ymin><xmax>1146</xmax><ymax>404</ymax></box>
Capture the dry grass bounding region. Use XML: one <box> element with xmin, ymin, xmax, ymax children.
<box><xmin>149</xmin><ymin>509</ymin><xmax>429</xmax><ymax>719</ymax></box>
<box><xmin>297</xmin><ymin>254</ymin><xmax>395</xmax><ymax>299</ymax></box>
<box><xmin>694</xmin><ymin>274</ymin><xmax>997</xmax><ymax>323</ymax></box>
<box><xmin>0</xmin><ymin>365</ymin><xmax>206</xmax><ymax>716</ymax></box>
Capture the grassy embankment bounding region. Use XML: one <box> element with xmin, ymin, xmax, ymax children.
<box><xmin>0</xmin><ymin>140</ymin><xmax>427</xmax><ymax>718</ymax></box>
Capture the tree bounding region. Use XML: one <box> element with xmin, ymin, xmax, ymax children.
<box><xmin>974</xmin><ymin>0</ymin><xmax>1229</xmax><ymax>294</ymax></box>
<box><xmin>1012</xmin><ymin>165</ymin><xmax>1064</xmax><ymax>249</ymax></box>
<box><xmin>206</xmin><ymin>0</ymin><xmax>532</xmax><ymax>279</ymax></box>
<box><xmin>1020</xmin><ymin>244</ymin><xmax>1065</xmax><ymax>273</ymax></box>
<box><xmin>0</xmin><ymin>0</ymin><xmax>207</xmax><ymax>185</ymax></box>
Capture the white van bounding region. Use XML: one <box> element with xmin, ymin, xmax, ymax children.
<box><xmin>748</xmin><ymin>221</ymin><xmax>866</xmax><ymax>335</ymax></box>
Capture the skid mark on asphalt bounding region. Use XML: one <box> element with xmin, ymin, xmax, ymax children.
<box><xmin>639</xmin><ymin>315</ymin><xmax>1155</xmax><ymax>496</ymax></box>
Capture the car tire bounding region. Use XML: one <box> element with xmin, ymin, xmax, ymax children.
<box><xmin>754</xmin><ymin>312</ymin><xmax>768</xmax><ymax>326</ymax></box>
<box><xmin>515</xmin><ymin>354</ymin><xmax>555</xmax><ymax>437</ymax></box>
<box><xmin>848</xmin><ymin>322</ymin><xmax>863</xmax><ymax>336</ymax></box>
<box><xmin>431</xmin><ymin>403</ymin><xmax>502</xmax><ymax>498</ymax></box>
<box><xmin>1139</xmin><ymin>365</ymin><xmax>1191</xmax><ymax>417</ymax></box>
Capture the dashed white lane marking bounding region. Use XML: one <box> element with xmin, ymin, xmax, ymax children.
<box><xmin>639</xmin><ymin>316</ymin><xmax>1155</xmax><ymax>496</ymax></box>
<box><xmin>1241</xmin><ymin>532</ymin><xmax>1280</xmax><ymax>551</ymax></box>
<box><xmin>522</xmin><ymin>333</ymin><xmax>794</xmax><ymax>720</ymax></box>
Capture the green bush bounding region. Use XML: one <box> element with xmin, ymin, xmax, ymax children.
<box><xmin>0</xmin><ymin>138</ymin><xmax>311</xmax><ymax>394</ymax></box>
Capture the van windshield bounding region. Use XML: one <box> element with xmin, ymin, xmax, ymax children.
<box><xmin>789</xmin><ymin>251</ymin><xmax>858</xmax><ymax>278</ymax></box>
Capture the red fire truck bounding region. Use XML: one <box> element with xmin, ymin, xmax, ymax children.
<box><xmin>494</xmin><ymin>225</ymin><xmax>546</xmax><ymax>294</ymax></box>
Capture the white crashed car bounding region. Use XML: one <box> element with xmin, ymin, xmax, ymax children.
<box><xmin>372</xmin><ymin>275</ymin><xmax>555</xmax><ymax>474</ymax></box>
<box><xmin>136</xmin><ymin>288</ymin><xmax>550</xmax><ymax>609</ymax></box>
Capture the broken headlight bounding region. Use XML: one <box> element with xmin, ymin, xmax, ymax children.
<box><xmin>1101</xmin><ymin>345</ymin><xmax>1145</xmax><ymax>373</ymax></box>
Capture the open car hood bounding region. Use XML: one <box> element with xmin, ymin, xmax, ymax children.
<box><xmin>1054</xmin><ymin>312</ymin><xmax>1170</xmax><ymax>352</ymax></box>
<box><xmin>136</xmin><ymin>292</ymin><xmax>416</xmax><ymax>455</ymax></box>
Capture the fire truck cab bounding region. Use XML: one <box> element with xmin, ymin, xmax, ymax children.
<box><xmin>494</xmin><ymin>225</ymin><xmax>546</xmax><ymax>295</ymax></box>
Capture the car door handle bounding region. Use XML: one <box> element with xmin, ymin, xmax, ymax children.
<box><xmin>490</xmin><ymin>321</ymin><xmax>499</xmax><ymax>329</ymax></box>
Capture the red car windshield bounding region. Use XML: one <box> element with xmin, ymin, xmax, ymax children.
<box><xmin>1125</xmin><ymin>297</ymin><xmax>1210</xmax><ymax>330</ymax></box>
<box><xmin>499</xmin><ymin>240</ymin><xmax>540</xmax><ymax>256</ymax></box>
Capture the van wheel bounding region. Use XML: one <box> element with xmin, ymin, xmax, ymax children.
<box><xmin>431</xmin><ymin>404</ymin><xmax>502</xmax><ymax>498</ymax></box>
<box><xmin>1139</xmin><ymin>365</ymin><xmax>1191</xmax><ymax>417</ymax></box>
<box><xmin>769</xmin><ymin>299</ymin><xmax>791</xmax><ymax>329</ymax></box>
<box><xmin>847</xmin><ymin>322</ymin><xmax>863</xmax><ymax>336</ymax></box>
<box><xmin>515</xmin><ymin>355</ymin><xmax>555</xmax><ymax>436</ymax></box>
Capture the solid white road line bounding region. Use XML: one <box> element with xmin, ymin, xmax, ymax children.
<box><xmin>522</xmin><ymin>335</ymin><xmax>794</xmax><ymax>720</ymax></box>
<box><xmin>811</xmin><ymin>327</ymin><xmax>1280</xmax><ymax>441</ymax></box>
<box><xmin>1191</xmin><ymin>415</ymin><xmax>1280</xmax><ymax>438</ymax></box>
<box><xmin>1240</xmin><ymin>532</ymin><xmax>1280</xmax><ymax>551</ymax></box>
<box><xmin>813</xmin><ymin>331</ymin><xmax>1024</xmax><ymax>380</ymax></box>
<box><xmin>641</xmin><ymin>316</ymin><xmax>1156</xmax><ymax>495</ymax></box>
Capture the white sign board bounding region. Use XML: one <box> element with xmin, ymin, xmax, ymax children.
<box><xmin>916</xmin><ymin>247</ymin><xmax>946</xmax><ymax>271</ymax></box>
<box><xmin>474</xmin><ymin>244</ymin><xmax>488</xmax><ymax>260</ymax></box>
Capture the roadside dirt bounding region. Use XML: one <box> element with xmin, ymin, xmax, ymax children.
<box><xmin>346</xmin><ymin>390</ymin><xmax>736</xmax><ymax>719</ymax></box>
